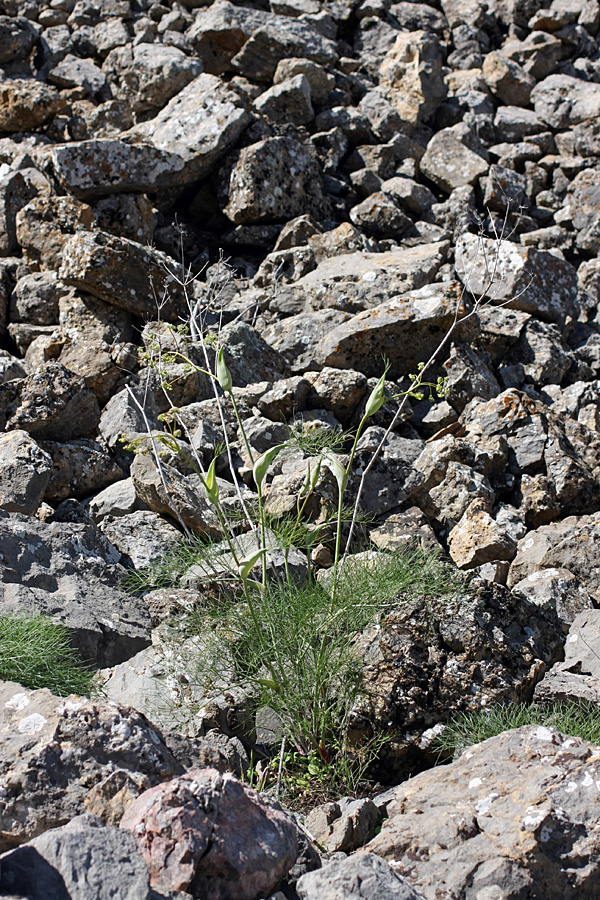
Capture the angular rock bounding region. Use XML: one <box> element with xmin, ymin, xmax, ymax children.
<box><xmin>0</xmin><ymin>510</ymin><xmax>151</xmax><ymax>666</ymax></box>
<box><xmin>0</xmin><ymin>815</ymin><xmax>151</xmax><ymax>900</ymax></box>
<box><xmin>0</xmin><ymin>167</ymin><xmax>51</xmax><ymax>257</ymax></box>
<box><xmin>511</xmin><ymin>567</ymin><xmax>594</xmax><ymax>629</ymax></box>
<box><xmin>120</xmin><ymin>768</ymin><xmax>298</xmax><ymax>899</ymax></box>
<box><xmin>379</xmin><ymin>30</ymin><xmax>446</xmax><ymax>126</ymax></box>
<box><xmin>0</xmin><ymin>681</ymin><xmax>182</xmax><ymax>849</ymax></box>
<box><xmin>40</xmin><ymin>439</ymin><xmax>123</xmax><ymax>504</ymax></box>
<box><xmin>186</xmin><ymin>0</ymin><xmax>271</xmax><ymax>74</ymax></box>
<box><xmin>15</xmin><ymin>194</ymin><xmax>95</xmax><ymax>271</ymax></box>
<box><xmin>315</xmin><ymin>281</ymin><xmax>474</xmax><ymax>379</ymax></box>
<box><xmin>130</xmin><ymin>453</ymin><xmax>221</xmax><ymax>538</ymax></box>
<box><xmin>0</xmin><ymin>16</ymin><xmax>38</xmax><ymax>64</ymax></box>
<box><xmin>349</xmin><ymin>192</ymin><xmax>412</xmax><ymax>239</ymax></box>
<box><xmin>103</xmin><ymin>42</ymin><xmax>202</xmax><ymax>117</ymax></box>
<box><xmin>305</xmin><ymin>799</ymin><xmax>380</xmax><ymax>855</ymax></box>
<box><xmin>88</xmin><ymin>477</ymin><xmax>143</xmax><ymax>523</ymax></box>
<box><xmin>100</xmin><ymin>510</ymin><xmax>182</xmax><ymax>570</ymax></box>
<box><xmin>264</xmin><ymin>308</ymin><xmax>352</xmax><ymax>372</ymax></box>
<box><xmin>483</xmin><ymin>50</ymin><xmax>535</xmax><ymax>106</ymax></box>
<box><xmin>223</xmin><ymin>136</ymin><xmax>325</xmax><ymax>225</ymax></box>
<box><xmin>230</xmin><ymin>18</ymin><xmax>337</xmax><ymax>81</ymax></box>
<box><xmin>9</xmin><ymin>271</ymin><xmax>65</xmax><ymax>326</ymax></box>
<box><xmin>369</xmin><ymin>726</ymin><xmax>600</xmax><ymax>899</ymax></box>
<box><xmin>0</xmin><ymin>431</ymin><xmax>52</xmax><ymax>516</ymax></box>
<box><xmin>0</xmin><ymin>362</ymin><xmax>100</xmax><ymax>441</ymax></box>
<box><xmin>420</xmin><ymin>123</ymin><xmax>488</xmax><ymax>193</ymax></box>
<box><xmin>448</xmin><ymin>500</ymin><xmax>518</xmax><ymax>569</ymax></box>
<box><xmin>428</xmin><ymin>461</ymin><xmax>494</xmax><ymax>528</ymax></box>
<box><xmin>48</xmin><ymin>54</ymin><xmax>106</xmax><ymax>96</ymax></box>
<box><xmin>254</xmin><ymin>75</ymin><xmax>314</xmax><ymax>126</ymax></box>
<box><xmin>0</xmin><ymin>80</ymin><xmax>62</xmax><ymax>133</ymax></box>
<box><xmin>297</xmin><ymin>853</ymin><xmax>424</xmax><ymax>900</ymax></box>
<box><xmin>561</xmin><ymin>168</ymin><xmax>600</xmax><ymax>254</ymax></box>
<box><xmin>59</xmin><ymin>231</ymin><xmax>188</xmax><ymax>321</ymax></box>
<box><xmin>456</xmin><ymin>232</ymin><xmax>578</xmax><ymax>323</ymax></box>
<box><xmin>220</xmin><ymin>321</ymin><xmax>290</xmax><ymax>387</ymax></box>
<box><xmin>535</xmin><ymin>608</ymin><xmax>600</xmax><ymax>704</ymax></box>
<box><xmin>130</xmin><ymin>73</ymin><xmax>251</xmax><ymax>186</ymax></box>
<box><xmin>531</xmin><ymin>74</ymin><xmax>600</xmax><ymax>130</ymax></box>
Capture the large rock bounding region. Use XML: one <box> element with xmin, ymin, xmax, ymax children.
<box><xmin>230</xmin><ymin>18</ymin><xmax>338</xmax><ymax>81</ymax></box>
<box><xmin>15</xmin><ymin>194</ymin><xmax>95</xmax><ymax>270</ymax></box>
<box><xmin>103</xmin><ymin>43</ymin><xmax>203</xmax><ymax>117</ymax></box>
<box><xmin>379</xmin><ymin>31</ymin><xmax>446</xmax><ymax>125</ymax></box>
<box><xmin>40</xmin><ymin>439</ymin><xmax>122</xmax><ymax>504</ymax></box>
<box><xmin>0</xmin><ymin>511</ymin><xmax>151</xmax><ymax>667</ymax></box>
<box><xmin>368</xmin><ymin>726</ymin><xmax>600</xmax><ymax>899</ymax></box>
<box><xmin>297</xmin><ymin>853</ymin><xmax>424</xmax><ymax>900</ymax></box>
<box><xmin>120</xmin><ymin>768</ymin><xmax>298</xmax><ymax>899</ymax></box>
<box><xmin>357</xmin><ymin>579</ymin><xmax>562</xmax><ymax>777</ymax></box>
<box><xmin>186</xmin><ymin>0</ymin><xmax>271</xmax><ymax>74</ymax></box>
<box><xmin>130</xmin><ymin>73</ymin><xmax>251</xmax><ymax>186</ymax></box>
<box><xmin>456</xmin><ymin>232</ymin><xmax>578</xmax><ymax>323</ymax></box>
<box><xmin>0</xmin><ymin>16</ymin><xmax>38</xmax><ymax>64</ymax></box>
<box><xmin>535</xmin><ymin>608</ymin><xmax>600</xmax><ymax>704</ymax></box>
<box><xmin>0</xmin><ymin>80</ymin><xmax>62</xmax><ymax>133</ymax></box>
<box><xmin>0</xmin><ymin>815</ymin><xmax>151</xmax><ymax>900</ymax></box>
<box><xmin>59</xmin><ymin>231</ymin><xmax>189</xmax><ymax>320</ymax></box>
<box><xmin>0</xmin><ymin>431</ymin><xmax>52</xmax><ymax>515</ymax></box>
<box><xmin>0</xmin><ymin>363</ymin><xmax>100</xmax><ymax>441</ymax></box>
<box><xmin>315</xmin><ymin>281</ymin><xmax>474</xmax><ymax>379</ymax></box>
<box><xmin>531</xmin><ymin>74</ymin><xmax>600</xmax><ymax>130</ymax></box>
<box><xmin>223</xmin><ymin>136</ymin><xmax>325</xmax><ymax>224</ymax></box>
<box><xmin>420</xmin><ymin>124</ymin><xmax>488</xmax><ymax>193</ymax></box>
<box><xmin>0</xmin><ymin>681</ymin><xmax>182</xmax><ymax>850</ymax></box>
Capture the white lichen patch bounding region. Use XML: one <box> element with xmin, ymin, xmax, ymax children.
<box><xmin>17</xmin><ymin>713</ymin><xmax>48</xmax><ymax>734</ymax></box>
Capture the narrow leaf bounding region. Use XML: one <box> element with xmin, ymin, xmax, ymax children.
<box><xmin>203</xmin><ymin>457</ymin><xmax>219</xmax><ymax>507</ymax></box>
<box><xmin>323</xmin><ymin>450</ymin><xmax>346</xmax><ymax>493</ymax></box>
<box><xmin>253</xmin><ymin>444</ymin><xmax>285</xmax><ymax>490</ymax></box>
<box><xmin>364</xmin><ymin>371</ymin><xmax>388</xmax><ymax>418</ymax></box>
<box><xmin>238</xmin><ymin>548</ymin><xmax>266</xmax><ymax>582</ymax></box>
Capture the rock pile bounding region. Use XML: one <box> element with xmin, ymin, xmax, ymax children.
<box><xmin>2</xmin><ymin>0</ymin><xmax>600</xmax><ymax>893</ymax></box>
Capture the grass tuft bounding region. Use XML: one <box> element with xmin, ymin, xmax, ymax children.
<box><xmin>0</xmin><ymin>614</ymin><xmax>94</xmax><ymax>697</ymax></box>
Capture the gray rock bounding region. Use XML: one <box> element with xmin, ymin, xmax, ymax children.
<box><xmin>305</xmin><ymin>799</ymin><xmax>380</xmax><ymax>854</ymax></box>
<box><xmin>349</xmin><ymin>191</ymin><xmax>412</xmax><ymax>239</ymax></box>
<box><xmin>230</xmin><ymin>17</ymin><xmax>337</xmax><ymax>81</ymax></box>
<box><xmin>0</xmin><ymin>681</ymin><xmax>182</xmax><ymax>849</ymax></box>
<box><xmin>0</xmin><ymin>510</ymin><xmax>151</xmax><ymax>666</ymax></box>
<box><xmin>253</xmin><ymin>75</ymin><xmax>314</xmax><ymax>126</ymax></box>
<box><xmin>456</xmin><ymin>232</ymin><xmax>578</xmax><ymax>324</ymax></box>
<box><xmin>315</xmin><ymin>281</ymin><xmax>475</xmax><ymax>379</ymax></box>
<box><xmin>15</xmin><ymin>194</ymin><xmax>95</xmax><ymax>272</ymax></box>
<box><xmin>103</xmin><ymin>43</ymin><xmax>202</xmax><ymax>117</ymax></box>
<box><xmin>48</xmin><ymin>53</ymin><xmax>106</xmax><ymax>95</ymax></box>
<box><xmin>0</xmin><ymin>15</ymin><xmax>38</xmax><ymax>64</ymax></box>
<box><xmin>493</xmin><ymin>105</ymin><xmax>547</xmax><ymax>142</ymax></box>
<box><xmin>367</xmin><ymin>726</ymin><xmax>600</xmax><ymax>899</ymax></box>
<box><xmin>40</xmin><ymin>439</ymin><xmax>123</xmax><ymax>504</ymax></box>
<box><xmin>0</xmin><ymin>167</ymin><xmax>51</xmax><ymax>257</ymax></box>
<box><xmin>420</xmin><ymin>123</ymin><xmax>488</xmax><ymax>194</ymax></box>
<box><xmin>561</xmin><ymin>168</ymin><xmax>600</xmax><ymax>254</ymax></box>
<box><xmin>0</xmin><ymin>815</ymin><xmax>151</xmax><ymax>900</ymax></box>
<box><xmin>369</xmin><ymin>507</ymin><xmax>441</xmax><ymax>553</ymax></box>
<box><xmin>0</xmin><ymin>431</ymin><xmax>52</xmax><ymax>516</ymax></box>
<box><xmin>264</xmin><ymin>309</ymin><xmax>352</xmax><ymax>372</ymax></box>
<box><xmin>220</xmin><ymin>321</ymin><xmax>290</xmax><ymax>387</ymax></box>
<box><xmin>88</xmin><ymin>477</ymin><xmax>144</xmax><ymax>523</ymax></box>
<box><xmin>535</xmin><ymin>608</ymin><xmax>600</xmax><ymax>704</ymax></box>
<box><xmin>9</xmin><ymin>271</ymin><xmax>66</xmax><ymax>326</ymax></box>
<box><xmin>297</xmin><ymin>853</ymin><xmax>425</xmax><ymax>900</ymax></box>
<box><xmin>0</xmin><ymin>350</ymin><xmax>26</xmax><ymax>384</ymax></box>
<box><xmin>274</xmin><ymin>57</ymin><xmax>335</xmax><ymax>102</ymax></box>
<box><xmin>100</xmin><ymin>510</ymin><xmax>182</xmax><ymax>570</ymax></box>
<box><xmin>511</xmin><ymin>567</ymin><xmax>594</xmax><ymax>629</ymax></box>
<box><xmin>223</xmin><ymin>136</ymin><xmax>325</xmax><ymax>225</ymax></box>
<box><xmin>483</xmin><ymin>50</ymin><xmax>535</xmax><ymax>106</ymax></box>
<box><xmin>0</xmin><ymin>362</ymin><xmax>100</xmax><ymax>442</ymax></box>
<box><xmin>429</xmin><ymin>461</ymin><xmax>495</xmax><ymax>528</ymax></box>
<box><xmin>532</xmin><ymin>73</ymin><xmax>600</xmax><ymax>130</ymax></box>
<box><xmin>186</xmin><ymin>0</ymin><xmax>272</xmax><ymax>74</ymax></box>
<box><xmin>444</xmin><ymin>343</ymin><xmax>500</xmax><ymax>412</ymax></box>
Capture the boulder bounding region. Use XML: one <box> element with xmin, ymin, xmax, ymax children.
<box><xmin>15</xmin><ymin>194</ymin><xmax>95</xmax><ymax>271</ymax></box>
<box><xmin>297</xmin><ymin>853</ymin><xmax>424</xmax><ymax>900</ymax></box>
<box><xmin>40</xmin><ymin>439</ymin><xmax>122</xmax><ymax>504</ymax></box>
<box><xmin>379</xmin><ymin>30</ymin><xmax>446</xmax><ymax>125</ymax></box>
<box><xmin>0</xmin><ymin>431</ymin><xmax>52</xmax><ymax>515</ymax></box>
<box><xmin>0</xmin><ymin>15</ymin><xmax>38</xmax><ymax>64</ymax></box>
<box><xmin>100</xmin><ymin>510</ymin><xmax>182</xmax><ymax>569</ymax></box>
<box><xmin>120</xmin><ymin>768</ymin><xmax>298</xmax><ymax>899</ymax></box>
<box><xmin>368</xmin><ymin>726</ymin><xmax>600</xmax><ymax>899</ymax></box>
<box><xmin>531</xmin><ymin>74</ymin><xmax>600</xmax><ymax>130</ymax></box>
<box><xmin>420</xmin><ymin>123</ymin><xmax>488</xmax><ymax>193</ymax></box>
<box><xmin>0</xmin><ymin>681</ymin><xmax>183</xmax><ymax>849</ymax></box>
<box><xmin>0</xmin><ymin>80</ymin><xmax>62</xmax><ymax>133</ymax></box>
<box><xmin>0</xmin><ymin>511</ymin><xmax>151</xmax><ymax>666</ymax></box>
<box><xmin>535</xmin><ymin>608</ymin><xmax>600</xmax><ymax>703</ymax></box>
<box><xmin>103</xmin><ymin>42</ymin><xmax>202</xmax><ymax>116</ymax></box>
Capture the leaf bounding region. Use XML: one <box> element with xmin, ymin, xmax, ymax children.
<box><xmin>238</xmin><ymin>548</ymin><xmax>266</xmax><ymax>582</ymax></box>
<box><xmin>257</xmin><ymin>677</ymin><xmax>281</xmax><ymax>693</ymax></box>
<box><xmin>203</xmin><ymin>457</ymin><xmax>219</xmax><ymax>507</ymax></box>
<box><xmin>253</xmin><ymin>444</ymin><xmax>285</xmax><ymax>490</ymax></box>
<box><xmin>216</xmin><ymin>346</ymin><xmax>233</xmax><ymax>393</ymax></box>
<box><xmin>299</xmin><ymin>456</ymin><xmax>322</xmax><ymax>497</ymax></box>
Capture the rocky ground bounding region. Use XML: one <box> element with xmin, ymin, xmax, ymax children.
<box><xmin>2</xmin><ymin>0</ymin><xmax>600</xmax><ymax>895</ymax></box>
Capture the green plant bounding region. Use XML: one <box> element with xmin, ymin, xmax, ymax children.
<box><xmin>435</xmin><ymin>700</ymin><xmax>600</xmax><ymax>755</ymax></box>
<box><xmin>0</xmin><ymin>613</ymin><xmax>94</xmax><ymax>697</ymax></box>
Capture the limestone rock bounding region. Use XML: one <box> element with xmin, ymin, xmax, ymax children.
<box><xmin>379</xmin><ymin>30</ymin><xmax>446</xmax><ymax>125</ymax></box>
<box><xmin>15</xmin><ymin>194</ymin><xmax>95</xmax><ymax>271</ymax></box>
<box><xmin>0</xmin><ymin>431</ymin><xmax>52</xmax><ymax>516</ymax></box>
<box><xmin>448</xmin><ymin>500</ymin><xmax>518</xmax><ymax>569</ymax></box>
<box><xmin>535</xmin><ymin>608</ymin><xmax>600</xmax><ymax>703</ymax></box>
<box><xmin>368</xmin><ymin>726</ymin><xmax>600</xmax><ymax>899</ymax></box>
<box><xmin>40</xmin><ymin>439</ymin><xmax>123</xmax><ymax>504</ymax></box>
<box><xmin>0</xmin><ymin>15</ymin><xmax>38</xmax><ymax>64</ymax></box>
<box><xmin>511</xmin><ymin>567</ymin><xmax>594</xmax><ymax>629</ymax></box>
<box><xmin>103</xmin><ymin>43</ymin><xmax>202</xmax><ymax>117</ymax></box>
<box><xmin>305</xmin><ymin>799</ymin><xmax>380</xmax><ymax>854</ymax></box>
<box><xmin>120</xmin><ymin>768</ymin><xmax>298</xmax><ymax>899</ymax></box>
<box><xmin>100</xmin><ymin>510</ymin><xmax>182</xmax><ymax>570</ymax></box>
<box><xmin>483</xmin><ymin>50</ymin><xmax>535</xmax><ymax>106</ymax></box>
<box><xmin>297</xmin><ymin>853</ymin><xmax>424</xmax><ymax>900</ymax></box>
<box><xmin>0</xmin><ymin>80</ymin><xmax>62</xmax><ymax>133</ymax></box>
<box><xmin>531</xmin><ymin>73</ymin><xmax>600</xmax><ymax>130</ymax></box>
<box><xmin>253</xmin><ymin>75</ymin><xmax>314</xmax><ymax>126</ymax></box>
<box><xmin>0</xmin><ymin>681</ymin><xmax>182</xmax><ymax>850</ymax></box>
<box><xmin>420</xmin><ymin>123</ymin><xmax>488</xmax><ymax>194</ymax></box>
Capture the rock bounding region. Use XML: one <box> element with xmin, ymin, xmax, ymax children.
<box><xmin>0</xmin><ymin>16</ymin><xmax>38</xmax><ymax>64</ymax></box>
<box><xmin>15</xmin><ymin>194</ymin><xmax>95</xmax><ymax>271</ymax></box>
<box><xmin>0</xmin><ymin>681</ymin><xmax>182</xmax><ymax>849</ymax></box>
<box><xmin>420</xmin><ymin>123</ymin><xmax>488</xmax><ymax>194</ymax></box>
<box><xmin>273</xmin><ymin>57</ymin><xmax>335</xmax><ymax>102</ymax></box>
<box><xmin>305</xmin><ymin>367</ymin><xmax>368</xmax><ymax>426</ymax></box>
<box><xmin>561</xmin><ymin>168</ymin><xmax>600</xmax><ymax>254</ymax></box>
<box><xmin>369</xmin><ymin>507</ymin><xmax>441</xmax><ymax>553</ymax></box>
<box><xmin>448</xmin><ymin>500</ymin><xmax>518</xmax><ymax>569</ymax></box>
<box><xmin>264</xmin><ymin>308</ymin><xmax>352</xmax><ymax>372</ymax></box>
<box><xmin>100</xmin><ymin>510</ymin><xmax>182</xmax><ymax>569</ymax></box>
<box><xmin>220</xmin><ymin>321</ymin><xmax>290</xmax><ymax>387</ymax></box>
<box><xmin>367</xmin><ymin>726</ymin><xmax>600</xmax><ymax>899</ymax></box>
<box><xmin>9</xmin><ymin>271</ymin><xmax>66</xmax><ymax>326</ymax></box>
<box><xmin>40</xmin><ymin>439</ymin><xmax>122</xmax><ymax>504</ymax></box>
<box><xmin>0</xmin><ymin>80</ymin><xmax>62</xmax><ymax>133</ymax></box>
<box><xmin>103</xmin><ymin>43</ymin><xmax>202</xmax><ymax>117</ymax></box>
<box><xmin>531</xmin><ymin>74</ymin><xmax>600</xmax><ymax>130</ymax></box>
<box><xmin>120</xmin><ymin>768</ymin><xmax>298</xmax><ymax>899</ymax></box>
<box><xmin>349</xmin><ymin>192</ymin><xmax>412</xmax><ymax>239</ymax></box>
<box><xmin>97</xmin><ymin>385</ymin><xmax>158</xmax><ymax>450</ymax></box>
<box><xmin>507</xmin><ymin>513</ymin><xmax>600</xmax><ymax>601</ymax></box>
<box><xmin>444</xmin><ymin>343</ymin><xmax>501</xmax><ymax>412</ymax></box>
<box><xmin>230</xmin><ymin>18</ymin><xmax>338</xmax><ymax>81</ymax></box>
<box><xmin>511</xmin><ymin>567</ymin><xmax>594</xmax><ymax>629</ymax></box>
<box><xmin>0</xmin><ymin>431</ymin><xmax>52</xmax><ymax>515</ymax></box>
<box><xmin>0</xmin><ymin>167</ymin><xmax>51</xmax><ymax>257</ymax></box>
<box><xmin>455</xmin><ymin>232</ymin><xmax>578</xmax><ymax>324</ymax></box>
<box><xmin>253</xmin><ymin>75</ymin><xmax>314</xmax><ymax>126</ymax></box>
<box><xmin>315</xmin><ymin>281</ymin><xmax>474</xmax><ymax>379</ymax></box>
<box><xmin>0</xmin><ymin>507</ymin><xmax>150</xmax><ymax>665</ymax></box>
<box><xmin>130</xmin><ymin>73</ymin><xmax>251</xmax><ymax>186</ymax></box>
<box><xmin>223</xmin><ymin>136</ymin><xmax>325</xmax><ymax>225</ymax></box>
<box><xmin>88</xmin><ymin>477</ymin><xmax>144</xmax><ymax>523</ymax></box>
<box><xmin>428</xmin><ymin>461</ymin><xmax>495</xmax><ymax>528</ymax></box>
<box><xmin>59</xmin><ymin>231</ymin><xmax>193</xmax><ymax>321</ymax></box>
<box><xmin>48</xmin><ymin>54</ymin><xmax>107</xmax><ymax>96</ymax></box>
<box><xmin>0</xmin><ymin>350</ymin><xmax>26</xmax><ymax>384</ymax></box>
<box><xmin>297</xmin><ymin>853</ymin><xmax>424</xmax><ymax>900</ymax></box>
<box><xmin>186</xmin><ymin>0</ymin><xmax>270</xmax><ymax>74</ymax></box>
<box><xmin>305</xmin><ymin>799</ymin><xmax>380</xmax><ymax>854</ymax></box>
<box><xmin>0</xmin><ymin>815</ymin><xmax>151</xmax><ymax>900</ymax></box>
<box><xmin>483</xmin><ymin>51</ymin><xmax>535</xmax><ymax>106</ymax></box>
<box><xmin>130</xmin><ymin>453</ymin><xmax>221</xmax><ymax>538</ymax></box>
<box><xmin>535</xmin><ymin>608</ymin><xmax>600</xmax><ymax>704</ymax></box>
<box><xmin>0</xmin><ymin>362</ymin><xmax>100</xmax><ymax>441</ymax></box>
<box><xmin>379</xmin><ymin>31</ymin><xmax>446</xmax><ymax>126</ymax></box>
<box><xmin>357</xmin><ymin>579</ymin><xmax>562</xmax><ymax>776</ymax></box>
